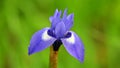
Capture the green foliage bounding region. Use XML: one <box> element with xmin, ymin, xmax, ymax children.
<box><xmin>0</xmin><ymin>0</ymin><xmax>120</xmax><ymax>68</ymax></box>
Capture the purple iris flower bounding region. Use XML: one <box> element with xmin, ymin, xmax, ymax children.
<box><xmin>28</xmin><ymin>9</ymin><xmax>84</xmax><ymax>62</ymax></box>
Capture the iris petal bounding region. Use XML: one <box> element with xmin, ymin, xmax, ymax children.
<box><xmin>55</xmin><ymin>21</ymin><xmax>66</xmax><ymax>38</ymax></box>
<box><xmin>54</xmin><ymin>9</ymin><xmax>59</xmax><ymax>17</ymax></box>
<box><xmin>64</xmin><ymin>14</ymin><xmax>74</xmax><ymax>31</ymax></box>
<box><xmin>50</xmin><ymin>9</ymin><xmax>74</xmax><ymax>31</ymax></box>
<box><xmin>61</xmin><ymin>31</ymin><xmax>84</xmax><ymax>62</ymax></box>
<box><xmin>63</xmin><ymin>9</ymin><xmax>67</xmax><ymax>19</ymax></box>
<box><xmin>49</xmin><ymin>9</ymin><xmax>61</xmax><ymax>29</ymax></box>
<box><xmin>67</xmin><ymin>13</ymin><xmax>74</xmax><ymax>21</ymax></box>
<box><xmin>28</xmin><ymin>28</ymin><xmax>56</xmax><ymax>55</ymax></box>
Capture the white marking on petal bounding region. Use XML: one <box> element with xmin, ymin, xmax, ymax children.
<box><xmin>42</xmin><ymin>30</ymin><xmax>52</xmax><ymax>41</ymax></box>
<box><xmin>66</xmin><ymin>33</ymin><xmax>75</xmax><ymax>44</ymax></box>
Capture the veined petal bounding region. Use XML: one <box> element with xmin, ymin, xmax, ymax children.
<box><xmin>55</xmin><ymin>21</ymin><xmax>66</xmax><ymax>38</ymax></box>
<box><xmin>28</xmin><ymin>28</ymin><xmax>56</xmax><ymax>55</ymax></box>
<box><xmin>61</xmin><ymin>31</ymin><xmax>84</xmax><ymax>62</ymax></box>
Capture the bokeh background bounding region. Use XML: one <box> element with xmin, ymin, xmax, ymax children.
<box><xmin>0</xmin><ymin>0</ymin><xmax>120</xmax><ymax>68</ymax></box>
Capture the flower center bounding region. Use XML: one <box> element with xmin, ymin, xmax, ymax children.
<box><xmin>47</xmin><ymin>29</ymin><xmax>72</xmax><ymax>39</ymax></box>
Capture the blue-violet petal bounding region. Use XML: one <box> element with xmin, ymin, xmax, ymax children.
<box><xmin>61</xmin><ymin>31</ymin><xmax>84</xmax><ymax>62</ymax></box>
<box><xmin>55</xmin><ymin>21</ymin><xmax>66</xmax><ymax>38</ymax></box>
<box><xmin>28</xmin><ymin>28</ymin><xmax>56</xmax><ymax>55</ymax></box>
<box><xmin>64</xmin><ymin>14</ymin><xmax>74</xmax><ymax>31</ymax></box>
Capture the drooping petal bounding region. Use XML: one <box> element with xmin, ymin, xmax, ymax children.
<box><xmin>63</xmin><ymin>14</ymin><xmax>74</xmax><ymax>31</ymax></box>
<box><xmin>61</xmin><ymin>31</ymin><xmax>84</xmax><ymax>62</ymax></box>
<box><xmin>55</xmin><ymin>21</ymin><xmax>66</xmax><ymax>38</ymax></box>
<box><xmin>28</xmin><ymin>28</ymin><xmax>56</xmax><ymax>55</ymax></box>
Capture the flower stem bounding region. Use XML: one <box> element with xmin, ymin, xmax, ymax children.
<box><xmin>49</xmin><ymin>45</ymin><xmax>58</xmax><ymax>68</ymax></box>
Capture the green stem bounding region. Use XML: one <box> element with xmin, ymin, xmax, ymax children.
<box><xmin>49</xmin><ymin>45</ymin><xmax>58</xmax><ymax>68</ymax></box>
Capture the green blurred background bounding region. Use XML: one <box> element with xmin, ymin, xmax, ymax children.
<box><xmin>0</xmin><ymin>0</ymin><xmax>120</xmax><ymax>68</ymax></box>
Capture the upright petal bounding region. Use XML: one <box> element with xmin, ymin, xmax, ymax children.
<box><xmin>53</xmin><ymin>9</ymin><xmax>61</xmax><ymax>18</ymax></box>
<box><xmin>54</xmin><ymin>9</ymin><xmax>59</xmax><ymax>17</ymax></box>
<box><xmin>55</xmin><ymin>21</ymin><xmax>66</xmax><ymax>38</ymax></box>
<box><xmin>67</xmin><ymin>13</ymin><xmax>74</xmax><ymax>21</ymax></box>
<box><xmin>49</xmin><ymin>9</ymin><xmax>62</xmax><ymax>29</ymax></box>
<box><xmin>61</xmin><ymin>31</ymin><xmax>84</xmax><ymax>62</ymax></box>
<box><xmin>49</xmin><ymin>10</ymin><xmax>61</xmax><ymax>23</ymax></box>
<box><xmin>28</xmin><ymin>28</ymin><xmax>56</xmax><ymax>55</ymax></box>
<box><xmin>62</xmin><ymin>9</ymin><xmax>67</xmax><ymax>19</ymax></box>
<box><xmin>63</xmin><ymin>14</ymin><xmax>74</xmax><ymax>31</ymax></box>
<box><xmin>50</xmin><ymin>17</ymin><xmax>61</xmax><ymax>30</ymax></box>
